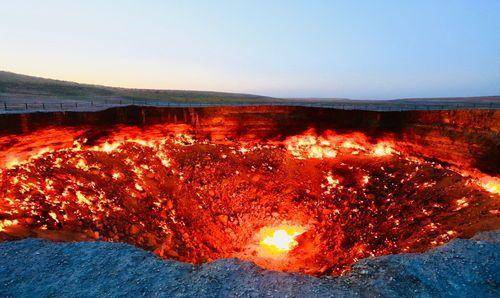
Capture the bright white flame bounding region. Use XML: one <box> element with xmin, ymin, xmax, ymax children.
<box><xmin>372</xmin><ymin>142</ymin><xmax>395</xmax><ymax>156</ymax></box>
<box><xmin>479</xmin><ymin>177</ymin><xmax>500</xmax><ymax>195</ymax></box>
<box><xmin>259</xmin><ymin>225</ymin><xmax>305</xmax><ymax>256</ymax></box>
<box><xmin>262</xmin><ymin>230</ymin><xmax>297</xmax><ymax>251</ymax></box>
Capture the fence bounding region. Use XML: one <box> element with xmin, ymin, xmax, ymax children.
<box><xmin>0</xmin><ymin>98</ymin><xmax>498</xmax><ymax>113</ymax></box>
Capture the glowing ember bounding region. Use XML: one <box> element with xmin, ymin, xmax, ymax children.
<box><xmin>0</xmin><ymin>219</ymin><xmax>18</xmax><ymax>232</ymax></box>
<box><xmin>0</xmin><ymin>124</ymin><xmax>498</xmax><ymax>276</ymax></box>
<box><xmin>372</xmin><ymin>142</ymin><xmax>395</xmax><ymax>156</ymax></box>
<box><xmin>479</xmin><ymin>177</ymin><xmax>500</xmax><ymax>195</ymax></box>
<box><xmin>259</xmin><ymin>226</ymin><xmax>305</xmax><ymax>256</ymax></box>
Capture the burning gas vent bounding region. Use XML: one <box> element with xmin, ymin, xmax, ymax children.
<box><xmin>0</xmin><ymin>107</ymin><xmax>499</xmax><ymax>276</ymax></box>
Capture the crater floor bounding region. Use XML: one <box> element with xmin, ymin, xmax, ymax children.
<box><xmin>1</xmin><ymin>126</ymin><xmax>498</xmax><ymax>275</ymax></box>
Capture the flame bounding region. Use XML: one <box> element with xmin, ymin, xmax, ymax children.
<box><xmin>372</xmin><ymin>142</ymin><xmax>395</xmax><ymax>156</ymax></box>
<box><xmin>0</xmin><ymin>125</ymin><xmax>498</xmax><ymax>276</ymax></box>
<box><xmin>341</xmin><ymin>140</ymin><xmax>364</xmax><ymax>150</ymax></box>
<box><xmin>285</xmin><ymin>133</ymin><xmax>337</xmax><ymax>159</ymax></box>
<box><xmin>0</xmin><ymin>219</ymin><xmax>19</xmax><ymax>232</ymax></box>
<box><xmin>259</xmin><ymin>225</ymin><xmax>305</xmax><ymax>256</ymax></box>
<box><xmin>479</xmin><ymin>177</ymin><xmax>500</xmax><ymax>195</ymax></box>
<box><xmin>284</xmin><ymin>129</ymin><xmax>398</xmax><ymax>159</ymax></box>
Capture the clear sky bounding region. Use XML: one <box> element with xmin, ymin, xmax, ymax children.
<box><xmin>1</xmin><ymin>0</ymin><xmax>499</xmax><ymax>99</ymax></box>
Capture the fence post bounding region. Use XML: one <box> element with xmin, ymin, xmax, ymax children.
<box><xmin>42</xmin><ymin>103</ymin><xmax>45</xmax><ymax>109</ymax></box>
<box><xmin>3</xmin><ymin>102</ymin><xmax>6</xmax><ymax>110</ymax></box>
<box><xmin>60</xmin><ymin>103</ymin><xmax>63</xmax><ymax>110</ymax></box>
<box><xmin>25</xmin><ymin>103</ymin><xmax>28</xmax><ymax>109</ymax></box>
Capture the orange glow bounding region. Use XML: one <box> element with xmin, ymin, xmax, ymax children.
<box><xmin>372</xmin><ymin>142</ymin><xmax>395</xmax><ymax>156</ymax></box>
<box><xmin>285</xmin><ymin>133</ymin><xmax>337</xmax><ymax>159</ymax></box>
<box><xmin>0</xmin><ymin>219</ymin><xmax>19</xmax><ymax>232</ymax></box>
<box><xmin>479</xmin><ymin>177</ymin><xmax>500</xmax><ymax>195</ymax></box>
<box><xmin>284</xmin><ymin>129</ymin><xmax>400</xmax><ymax>160</ymax></box>
<box><xmin>0</xmin><ymin>124</ymin><xmax>498</xmax><ymax>276</ymax></box>
<box><xmin>259</xmin><ymin>225</ymin><xmax>305</xmax><ymax>256</ymax></box>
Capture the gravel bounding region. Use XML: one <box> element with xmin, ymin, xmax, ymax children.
<box><xmin>0</xmin><ymin>230</ymin><xmax>499</xmax><ymax>297</ymax></box>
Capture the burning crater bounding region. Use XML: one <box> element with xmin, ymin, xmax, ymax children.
<box><xmin>0</xmin><ymin>106</ymin><xmax>498</xmax><ymax>276</ymax></box>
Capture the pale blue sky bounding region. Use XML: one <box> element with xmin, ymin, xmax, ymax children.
<box><xmin>1</xmin><ymin>0</ymin><xmax>499</xmax><ymax>99</ymax></box>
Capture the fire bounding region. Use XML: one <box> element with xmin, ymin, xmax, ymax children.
<box><xmin>259</xmin><ymin>225</ymin><xmax>305</xmax><ymax>256</ymax></box>
<box><xmin>285</xmin><ymin>133</ymin><xmax>337</xmax><ymax>159</ymax></box>
<box><xmin>0</xmin><ymin>125</ymin><xmax>498</xmax><ymax>276</ymax></box>
<box><xmin>479</xmin><ymin>177</ymin><xmax>500</xmax><ymax>195</ymax></box>
<box><xmin>0</xmin><ymin>219</ymin><xmax>18</xmax><ymax>232</ymax></box>
<box><xmin>372</xmin><ymin>142</ymin><xmax>395</xmax><ymax>156</ymax></box>
<box><xmin>284</xmin><ymin>129</ymin><xmax>399</xmax><ymax>160</ymax></box>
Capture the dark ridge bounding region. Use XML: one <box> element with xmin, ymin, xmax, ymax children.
<box><xmin>0</xmin><ymin>71</ymin><xmax>275</xmax><ymax>103</ymax></box>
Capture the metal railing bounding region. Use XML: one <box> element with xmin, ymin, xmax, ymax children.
<box><xmin>0</xmin><ymin>98</ymin><xmax>498</xmax><ymax>113</ymax></box>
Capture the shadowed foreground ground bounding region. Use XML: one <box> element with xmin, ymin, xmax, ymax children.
<box><xmin>0</xmin><ymin>231</ymin><xmax>499</xmax><ymax>297</ymax></box>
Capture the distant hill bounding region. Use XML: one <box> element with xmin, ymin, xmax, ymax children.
<box><xmin>390</xmin><ymin>96</ymin><xmax>500</xmax><ymax>105</ymax></box>
<box><xmin>0</xmin><ymin>71</ymin><xmax>498</xmax><ymax>106</ymax></box>
<box><xmin>0</xmin><ymin>71</ymin><xmax>276</xmax><ymax>103</ymax></box>
<box><xmin>289</xmin><ymin>96</ymin><xmax>500</xmax><ymax>105</ymax></box>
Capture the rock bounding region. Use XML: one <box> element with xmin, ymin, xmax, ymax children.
<box><xmin>0</xmin><ymin>230</ymin><xmax>499</xmax><ymax>297</ymax></box>
<box><xmin>217</xmin><ymin>215</ymin><xmax>228</xmax><ymax>224</ymax></box>
<box><xmin>129</xmin><ymin>225</ymin><xmax>140</xmax><ymax>235</ymax></box>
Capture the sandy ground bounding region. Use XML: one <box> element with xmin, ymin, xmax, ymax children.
<box><xmin>0</xmin><ymin>230</ymin><xmax>498</xmax><ymax>297</ymax></box>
